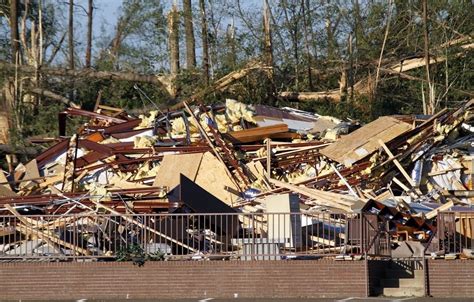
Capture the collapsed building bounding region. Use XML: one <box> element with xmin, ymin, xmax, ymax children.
<box><xmin>0</xmin><ymin>98</ymin><xmax>473</xmax><ymax>261</ymax></box>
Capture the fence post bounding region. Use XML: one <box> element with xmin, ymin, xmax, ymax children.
<box><xmin>365</xmin><ymin>251</ymin><xmax>369</xmax><ymax>297</ymax></box>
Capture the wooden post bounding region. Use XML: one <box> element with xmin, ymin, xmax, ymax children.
<box><xmin>266</xmin><ymin>138</ymin><xmax>271</xmax><ymax>179</ymax></box>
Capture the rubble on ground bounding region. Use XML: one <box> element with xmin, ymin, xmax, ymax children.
<box><xmin>0</xmin><ymin>98</ymin><xmax>472</xmax><ymax>260</ymax></box>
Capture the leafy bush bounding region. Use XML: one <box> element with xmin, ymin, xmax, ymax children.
<box><xmin>116</xmin><ymin>244</ymin><xmax>165</xmax><ymax>267</ymax></box>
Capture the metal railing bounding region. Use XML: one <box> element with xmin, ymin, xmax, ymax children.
<box><xmin>436</xmin><ymin>211</ymin><xmax>474</xmax><ymax>254</ymax></box>
<box><xmin>0</xmin><ymin>212</ymin><xmax>389</xmax><ymax>261</ymax></box>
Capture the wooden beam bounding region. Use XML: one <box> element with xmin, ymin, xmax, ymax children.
<box><xmin>5</xmin><ymin>204</ymin><xmax>90</xmax><ymax>255</ymax></box>
<box><xmin>378</xmin><ymin>140</ymin><xmax>416</xmax><ymax>188</ymax></box>
<box><xmin>266</xmin><ymin>138</ymin><xmax>271</xmax><ymax>179</ymax></box>
<box><xmin>425</xmin><ymin>201</ymin><xmax>454</xmax><ymax>220</ymax></box>
<box><xmin>268</xmin><ymin>178</ymin><xmax>356</xmax><ymax>212</ymax></box>
<box><xmin>228</xmin><ymin>124</ymin><xmax>288</xmax><ymax>143</ymax></box>
<box><xmin>90</xmin><ymin>200</ymin><xmax>198</xmax><ymax>252</ymax></box>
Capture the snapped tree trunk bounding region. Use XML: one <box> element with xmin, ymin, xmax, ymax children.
<box><xmin>183</xmin><ymin>0</ymin><xmax>196</xmax><ymax>69</ymax></box>
<box><xmin>85</xmin><ymin>0</ymin><xmax>93</xmax><ymax>68</ymax></box>
<box><xmin>168</xmin><ymin>5</ymin><xmax>180</xmax><ymax>76</ymax></box>
<box><xmin>263</xmin><ymin>0</ymin><xmax>275</xmax><ymax>104</ymax></box>
<box><xmin>226</xmin><ymin>20</ymin><xmax>237</xmax><ymax>69</ymax></box>
<box><xmin>0</xmin><ymin>61</ymin><xmax>174</xmax><ymax>98</ymax></box>
<box><xmin>422</xmin><ymin>0</ymin><xmax>434</xmax><ymax>114</ymax></box>
<box><xmin>263</xmin><ymin>0</ymin><xmax>273</xmax><ymax>71</ymax></box>
<box><xmin>325</xmin><ymin>0</ymin><xmax>335</xmax><ymax>60</ymax></box>
<box><xmin>199</xmin><ymin>0</ymin><xmax>210</xmax><ymax>85</ymax></box>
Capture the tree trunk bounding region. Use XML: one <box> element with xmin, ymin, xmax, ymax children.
<box><xmin>183</xmin><ymin>0</ymin><xmax>196</xmax><ymax>69</ymax></box>
<box><xmin>422</xmin><ymin>0</ymin><xmax>434</xmax><ymax>114</ymax></box>
<box><xmin>226</xmin><ymin>20</ymin><xmax>237</xmax><ymax>69</ymax></box>
<box><xmin>199</xmin><ymin>0</ymin><xmax>210</xmax><ymax>85</ymax></box>
<box><xmin>168</xmin><ymin>5</ymin><xmax>180</xmax><ymax>76</ymax></box>
<box><xmin>68</xmin><ymin>0</ymin><xmax>75</xmax><ymax>103</ymax></box>
<box><xmin>353</xmin><ymin>0</ymin><xmax>362</xmax><ymax>52</ymax></box>
<box><xmin>263</xmin><ymin>0</ymin><xmax>273</xmax><ymax>69</ymax></box>
<box><xmin>325</xmin><ymin>0</ymin><xmax>335</xmax><ymax>60</ymax></box>
<box><xmin>85</xmin><ymin>0</ymin><xmax>93</xmax><ymax>68</ymax></box>
<box><xmin>27</xmin><ymin>88</ymin><xmax>80</xmax><ymax>108</ymax></box>
<box><xmin>348</xmin><ymin>33</ymin><xmax>354</xmax><ymax>100</ymax></box>
<box><xmin>263</xmin><ymin>0</ymin><xmax>275</xmax><ymax>104</ymax></box>
<box><xmin>281</xmin><ymin>0</ymin><xmax>299</xmax><ymax>91</ymax></box>
<box><xmin>171</xmin><ymin>60</ymin><xmax>267</xmax><ymax>110</ymax></box>
<box><xmin>10</xmin><ymin>0</ymin><xmax>20</xmax><ymax>63</ymax></box>
<box><xmin>68</xmin><ymin>0</ymin><xmax>75</xmax><ymax>70</ymax></box>
<box><xmin>301</xmin><ymin>0</ymin><xmax>313</xmax><ymax>90</ymax></box>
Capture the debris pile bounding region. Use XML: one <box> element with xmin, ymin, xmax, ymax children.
<box><xmin>0</xmin><ymin>98</ymin><xmax>472</xmax><ymax>260</ymax></box>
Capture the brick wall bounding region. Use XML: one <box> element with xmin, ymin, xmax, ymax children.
<box><xmin>0</xmin><ymin>260</ymin><xmax>367</xmax><ymax>300</ymax></box>
<box><xmin>427</xmin><ymin>259</ymin><xmax>474</xmax><ymax>297</ymax></box>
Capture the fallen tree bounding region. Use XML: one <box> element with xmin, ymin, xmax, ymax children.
<box><xmin>0</xmin><ymin>61</ymin><xmax>175</xmax><ymax>98</ymax></box>
<box><xmin>278</xmin><ymin>38</ymin><xmax>473</xmax><ymax>102</ymax></box>
<box><xmin>27</xmin><ymin>87</ymin><xmax>80</xmax><ymax>108</ymax></box>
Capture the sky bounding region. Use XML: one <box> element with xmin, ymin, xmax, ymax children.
<box><xmin>20</xmin><ymin>0</ymin><xmax>262</xmax><ymax>67</ymax></box>
<box><xmin>92</xmin><ymin>0</ymin><xmax>121</xmax><ymax>34</ymax></box>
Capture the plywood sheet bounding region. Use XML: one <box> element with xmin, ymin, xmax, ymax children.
<box><xmin>153</xmin><ymin>153</ymin><xmax>204</xmax><ymax>190</ymax></box>
<box><xmin>0</xmin><ymin>169</ymin><xmax>16</xmax><ymax>197</ymax></box>
<box><xmin>195</xmin><ymin>152</ymin><xmax>240</xmax><ymax>207</ymax></box>
<box><xmin>320</xmin><ymin>116</ymin><xmax>412</xmax><ymax>167</ymax></box>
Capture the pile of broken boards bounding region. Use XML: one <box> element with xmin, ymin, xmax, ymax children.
<box><xmin>0</xmin><ymin>98</ymin><xmax>472</xmax><ymax>260</ymax></box>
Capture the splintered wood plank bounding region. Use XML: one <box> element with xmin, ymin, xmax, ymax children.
<box><xmin>153</xmin><ymin>152</ymin><xmax>204</xmax><ymax>190</ymax></box>
<box><xmin>320</xmin><ymin>116</ymin><xmax>412</xmax><ymax>167</ymax></box>
<box><xmin>227</xmin><ymin>124</ymin><xmax>289</xmax><ymax>143</ymax></box>
<box><xmin>18</xmin><ymin>159</ymin><xmax>42</xmax><ymax>192</ymax></box>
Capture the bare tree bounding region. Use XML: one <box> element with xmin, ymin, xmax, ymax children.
<box><xmin>183</xmin><ymin>0</ymin><xmax>196</xmax><ymax>69</ymax></box>
<box><xmin>9</xmin><ymin>0</ymin><xmax>20</xmax><ymax>63</ymax></box>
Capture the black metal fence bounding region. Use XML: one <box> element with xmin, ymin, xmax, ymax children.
<box><xmin>0</xmin><ymin>212</ymin><xmax>391</xmax><ymax>261</ymax></box>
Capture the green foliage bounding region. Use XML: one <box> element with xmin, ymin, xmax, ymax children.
<box><xmin>116</xmin><ymin>244</ymin><xmax>165</xmax><ymax>267</ymax></box>
<box><xmin>0</xmin><ymin>0</ymin><xmax>472</xmax><ymax>154</ymax></box>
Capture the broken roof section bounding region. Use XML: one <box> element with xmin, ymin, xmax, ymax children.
<box><xmin>321</xmin><ymin>116</ymin><xmax>413</xmax><ymax>167</ymax></box>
